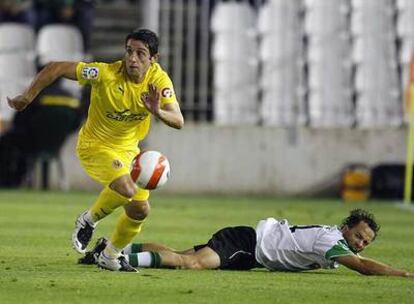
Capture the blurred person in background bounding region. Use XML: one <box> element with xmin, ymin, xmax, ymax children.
<box><xmin>0</xmin><ymin>78</ymin><xmax>85</xmax><ymax>187</ymax></box>
<box><xmin>7</xmin><ymin>29</ymin><xmax>184</xmax><ymax>272</ymax></box>
<box><xmin>34</xmin><ymin>0</ymin><xmax>95</xmax><ymax>50</ymax></box>
<box><xmin>73</xmin><ymin>0</ymin><xmax>95</xmax><ymax>51</ymax></box>
<box><xmin>0</xmin><ymin>0</ymin><xmax>36</xmax><ymax>25</ymax></box>
<box><xmin>34</xmin><ymin>0</ymin><xmax>76</xmax><ymax>27</ymax></box>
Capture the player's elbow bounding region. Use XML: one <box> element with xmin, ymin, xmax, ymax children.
<box><xmin>173</xmin><ymin>113</ymin><xmax>184</xmax><ymax>129</ymax></box>
<box><xmin>169</xmin><ymin>117</ymin><xmax>184</xmax><ymax>129</ymax></box>
<box><xmin>175</xmin><ymin>118</ymin><xmax>184</xmax><ymax>129</ymax></box>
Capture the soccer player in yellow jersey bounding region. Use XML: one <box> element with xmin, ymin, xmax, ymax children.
<box><xmin>7</xmin><ymin>29</ymin><xmax>184</xmax><ymax>272</ymax></box>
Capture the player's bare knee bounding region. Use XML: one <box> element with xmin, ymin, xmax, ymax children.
<box><xmin>123</xmin><ymin>185</ymin><xmax>138</xmax><ymax>199</ymax></box>
<box><xmin>125</xmin><ymin>201</ymin><xmax>150</xmax><ymax>220</ymax></box>
<box><xmin>183</xmin><ymin>256</ymin><xmax>203</xmax><ymax>269</ymax></box>
<box><xmin>110</xmin><ymin>175</ymin><xmax>138</xmax><ymax>198</ymax></box>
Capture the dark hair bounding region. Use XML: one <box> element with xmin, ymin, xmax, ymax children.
<box><xmin>341</xmin><ymin>209</ymin><xmax>380</xmax><ymax>238</ymax></box>
<box><xmin>125</xmin><ymin>29</ymin><xmax>159</xmax><ymax>57</ymax></box>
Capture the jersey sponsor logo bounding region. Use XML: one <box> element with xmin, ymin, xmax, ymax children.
<box><xmin>112</xmin><ymin>159</ymin><xmax>123</xmax><ymax>169</ymax></box>
<box><xmin>106</xmin><ymin>109</ymin><xmax>149</xmax><ymax>122</ymax></box>
<box><xmin>81</xmin><ymin>67</ymin><xmax>99</xmax><ymax>80</ymax></box>
<box><xmin>161</xmin><ymin>87</ymin><xmax>174</xmax><ymax>98</ymax></box>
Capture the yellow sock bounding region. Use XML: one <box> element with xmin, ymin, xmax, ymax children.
<box><xmin>110</xmin><ymin>212</ymin><xmax>145</xmax><ymax>249</ymax></box>
<box><xmin>102</xmin><ymin>241</ymin><xmax>123</xmax><ymax>258</ymax></box>
<box><xmin>89</xmin><ymin>186</ymin><xmax>129</xmax><ymax>222</ymax></box>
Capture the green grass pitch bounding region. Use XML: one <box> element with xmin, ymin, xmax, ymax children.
<box><xmin>0</xmin><ymin>190</ymin><xmax>413</xmax><ymax>304</ymax></box>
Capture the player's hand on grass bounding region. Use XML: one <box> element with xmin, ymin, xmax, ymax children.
<box><xmin>404</xmin><ymin>271</ymin><xmax>414</xmax><ymax>278</ymax></box>
<box><xmin>7</xmin><ymin>95</ymin><xmax>31</xmax><ymax>111</ymax></box>
<box><xmin>142</xmin><ymin>83</ymin><xmax>161</xmax><ymax>116</ymax></box>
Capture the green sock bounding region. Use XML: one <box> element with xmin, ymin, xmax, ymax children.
<box><xmin>131</xmin><ymin>243</ymin><xmax>143</xmax><ymax>253</ymax></box>
<box><xmin>123</xmin><ymin>243</ymin><xmax>143</xmax><ymax>254</ymax></box>
<box><xmin>150</xmin><ymin>251</ymin><xmax>162</xmax><ymax>268</ymax></box>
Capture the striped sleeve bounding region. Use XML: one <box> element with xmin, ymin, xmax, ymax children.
<box><xmin>325</xmin><ymin>239</ymin><xmax>355</xmax><ymax>260</ymax></box>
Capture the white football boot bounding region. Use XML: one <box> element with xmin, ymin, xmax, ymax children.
<box><xmin>72</xmin><ymin>210</ymin><xmax>95</xmax><ymax>254</ymax></box>
<box><xmin>98</xmin><ymin>252</ymin><xmax>137</xmax><ymax>272</ymax></box>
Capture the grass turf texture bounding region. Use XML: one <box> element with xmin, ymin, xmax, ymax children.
<box><xmin>0</xmin><ymin>190</ymin><xmax>413</xmax><ymax>304</ymax></box>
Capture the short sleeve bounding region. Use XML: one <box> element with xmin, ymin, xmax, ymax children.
<box><xmin>153</xmin><ymin>72</ymin><xmax>178</xmax><ymax>106</ymax></box>
<box><xmin>325</xmin><ymin>240</ymin><xmax>355</xmax><ymax>260</ymax></box>
<box><xmin>76</xmin><ymin>62</ymin><xmax>104</xmax><ymax>86</ymax></box>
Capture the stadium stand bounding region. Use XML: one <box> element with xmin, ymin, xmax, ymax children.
<box><xmin>0</xmin><ymin>53</ymin><xmax>36</xmax><ymax>78</ymax></box>
<box><xmin>205</xmin><ymin>0</ymin><xmax>411</xmax><ymax>128</ymax></box>
<box><xmin>211</xmin><ymin>1</ymin><xmax>259</xmax><ymax>125</ymax></box>
<box><xmin>36</xmin><ymin>24</ymin><xmax>85</xmax><ymax>100</ymax></box>
<box><xmin>351</xmin><ymin>0</ymin><xmax>402</xmax><ymax>128</ymax></box>
<box><xmin>0</xmin><ymin>20</ymin><xmax>87</xmax><ymax>189</ymax></box>
<box><xmin>396</xmin><ymin>0</ymin><xmax>414</xmax><ymax>114</ymax></box>
<box><xmin>36</xmin><ymin>24</ymin><xmax>85</xmax><ymax>65</ymax></box>
<box><xmin>258</xmin><ymin>0</ymin><xmax>306</xmax><ymax>126</ymax></box>
<box><xmin>0</xmin><ymin>23</ymin><xmax>36</xmax><ymax>127</ymax></box>
<box><xmin>2</xmin><ymin>0</ymin><xmax>412</xmax><ymax>130</ymax></box>
<box><xmin>0</xmin><ymin>22</ymin><xmax>36</xmax><ymax>54</ymax></box>
<box><xmin>0</xmin><ymin>52</ymin><xmax>36</xmax><ymax>130</ymax></box>
<box><xmin>305</xmin><ymin>0</ymin><xmax>354</xmax><ymax>127</ymax></box>
<box><xmin>90</xmin><ymin>0</ymin><xmax>138</xmax><ymax>61</ymax></box>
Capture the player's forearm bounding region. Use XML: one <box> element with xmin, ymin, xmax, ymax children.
<box><xmin>155</xmin><ymin>109</ymin><xmax>184</xmax><ymax>129</ymax></box>
<box><xmin>360</xmin><ymin>258</ymin><xmax>412</xmax><ymax>277</ymax></box>
<box><xmin>23</xmin><ymin>62</ymin><xmax>68</xmax><ymax>102</ymax></box>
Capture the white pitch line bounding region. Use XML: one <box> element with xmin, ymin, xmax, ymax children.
<box><xmin>396</xmin><ymin>203</ymin><xmax>414</xmax><ymax>213</ymax></box>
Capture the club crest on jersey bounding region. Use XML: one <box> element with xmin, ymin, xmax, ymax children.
<box><xmin>112</xmin><ymin>159</ymin><xmax>123</xmax><ymax>169</ymax></box>
<box><xmin>81</xmin><ymin>67</ymin><xmax>99</xmax><ymax>80</ymax></box>
<box><xmin>161</xmin><ymin>88</ymin><xmax>174</xmax><ymax>98</ymax></box>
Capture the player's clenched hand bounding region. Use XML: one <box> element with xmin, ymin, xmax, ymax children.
<box><xmin>7</xmin><ymin>95</ymin><xmax>31</xmax><ymax>111</ymax></box>
<box><xmin>141</xmin><ymin>84</ymin><xmax>161</xmax><ymax>115</ymax></box>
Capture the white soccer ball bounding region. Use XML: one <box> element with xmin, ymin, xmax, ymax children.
<box><xmin>130</xmin><ymin>150</ymin><xmax>171</xmax><ymax>190</ymax></box>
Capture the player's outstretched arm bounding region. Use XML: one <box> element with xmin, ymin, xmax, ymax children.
<box><xmin>7</xmin><ymin>61</ymin><xmax>78</xmax><ymax>112</ymax></box>
<box><xmin>335</xmin><ymin>255</ymin><xmax>414</xmax><ymax>277</ymax></box>
<box><xmin>141</xmin><ymin>83</ymin><xmax>184</xmax><ymax>129</ymax></box>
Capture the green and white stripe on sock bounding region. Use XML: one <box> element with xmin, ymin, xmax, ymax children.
<box><xmin>150</xmin><ymin>252</ymin><xmax>161</xmax><ymax>268</ymax></box>
<box><xmin>123</xmin><ymin>243</ymin><xmax>143</xmax><ymax>255</ymax></box>
<box><xmin>127</xmin><ymin>252</ymin><xmax>162</xmax><ymax>268</ymax></box>
<box><xmin>131</xmin><ymin>243</ymin><xmax>143</xmax><ymax>253</ymax></box>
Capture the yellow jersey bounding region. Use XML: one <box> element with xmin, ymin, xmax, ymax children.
<box><xmin>76</xmin><ymin>61</ymin><xmax>177</xmax><ymax>150</ymax></box>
